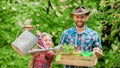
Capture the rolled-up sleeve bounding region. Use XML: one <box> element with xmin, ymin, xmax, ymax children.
<box><xmin>93</xmin><ymin>33</ymin><xmax>102</xmax><ymax>49</ymax></box>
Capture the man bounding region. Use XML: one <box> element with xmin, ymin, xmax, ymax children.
<box><xmin>56</xmin><ymin>6</ymin><xmax>103</xmax><ymax>68</ymax></box>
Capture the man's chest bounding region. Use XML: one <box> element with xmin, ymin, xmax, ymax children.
<box><xmin>64</xmin><ymin>34</ymin><xmax>93</xmax><ymax>46</ymax></box>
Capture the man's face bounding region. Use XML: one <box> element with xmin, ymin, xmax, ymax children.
<box><xmin>72</xmin><ymin>14</ymin><xmax>88</xmax><ymax>28</ymax></box>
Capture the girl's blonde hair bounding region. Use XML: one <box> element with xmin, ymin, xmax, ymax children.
<box><xmin>41</xmin><ymin>32</ymin><xmax>54</xmax><ymax>47</ymax></box>
<box><xmin>41</xmin><ymin>32</ymin><xmax>52</xmax><ymax>38</ymax></box>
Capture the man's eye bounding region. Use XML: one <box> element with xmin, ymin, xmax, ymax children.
<box><xmin>81</xmin><ymin>16</ymin><xmax>86</xmax><ymax>18</ymax></box>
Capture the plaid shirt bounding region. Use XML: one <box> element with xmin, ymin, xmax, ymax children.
<box><xmin>34</xmin><ymin>51</ymin><xmax>54</xmax><ymax>68</ymax></box>
<box><xmin>34</xmin><ymin>36</ymin><xmax>54</xmax><ymax>68</ymax></box>
<box><xmin>59</xmin><ymin>26</ymin><xmax>102</xmax><ymax>51</ymax></box>
<box><xmin>59</xmin><ymin>26</ymin><xmax>102</xmax><ymax>68</ymax></box>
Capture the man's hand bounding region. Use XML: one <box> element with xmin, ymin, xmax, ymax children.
<box><xmin>93</xmin><ymin>47</ymin><xmax>103</xmax><ymax>58</ymax></box>
<box><xmin>36</xmin><ymin>30</ymin><xmax>41</xmax><ymax>36</ymax></box>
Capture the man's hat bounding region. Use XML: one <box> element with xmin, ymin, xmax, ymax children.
<box><xmin>71</xmin><ymin>6</ymin><xmax>90</xmax><ymax>16</ymax></box>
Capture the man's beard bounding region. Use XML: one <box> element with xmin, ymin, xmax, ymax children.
<box><xmin>75</xmin><ymin>21</ymin><xmax>85</xmax><ymax>28</ymax></box>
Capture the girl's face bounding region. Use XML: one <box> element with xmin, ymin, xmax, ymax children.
<box><xmin>42</xmin><ymin>35</ymin><xmax>52</xmax><ymax>48</ymax></box>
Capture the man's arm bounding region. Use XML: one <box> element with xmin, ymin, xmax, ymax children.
<box><xmin>92</xmin><ymin>33</ymin><xmax>103</xmax><ymax>58</ymax></box>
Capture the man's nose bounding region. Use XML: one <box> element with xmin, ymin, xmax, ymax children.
<box><xmin>77</xmin><ymin>18</ymin><xmax>81</xmax><ymax>21</ymax></box>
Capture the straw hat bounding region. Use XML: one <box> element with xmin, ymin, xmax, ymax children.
<box><xmin>71</xmin><ymin>6</ymin><xmax>90</xmax><ymax>16</ymax></box>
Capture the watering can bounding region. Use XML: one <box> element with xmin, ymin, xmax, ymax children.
<box><xmin>11</xmin><ymin>30</ymin><xmax>38</xmax><ymax>56</ymax></box>
<box><xmin>11</xmin><ymin>29</ymin><xmax>61</xmax><ymax>56</ymax></box>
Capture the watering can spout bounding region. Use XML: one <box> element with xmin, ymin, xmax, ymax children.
<box><xmin>27</xmin><ymin>48</ymin><xmax>55</xmax><ymax>53</ymax></box>
<box><xmin>27</xmin><ymin>45</ymin><xmax>62</xmax><ymax>54</ymax></box>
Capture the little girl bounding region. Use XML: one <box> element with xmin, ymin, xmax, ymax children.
<box><xmin>29</xmin><ymin>32</ymin><xmax>54</xmax><ymax>68</ymax></box>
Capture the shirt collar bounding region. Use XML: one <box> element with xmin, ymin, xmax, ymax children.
<box><xmin>72</xmin><ymin>25</ymin><xmax>89</xmax><ymax>35</ymax></box>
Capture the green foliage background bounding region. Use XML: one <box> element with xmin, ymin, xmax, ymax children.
<box><xmin>0</xmin><ymin>0</ymin><xmax>120</xmax><ymax>68</ymax></box>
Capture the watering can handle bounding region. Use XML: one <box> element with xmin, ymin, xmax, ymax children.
<box><xmin>16</xmin><ymin>26</ymin><xmax>37</xmax><ymax>38</ymax></box>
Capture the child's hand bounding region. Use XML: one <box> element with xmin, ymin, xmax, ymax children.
<box><xmin>45</xmin><ymin>51</ymin><xmax>54</xmax><ymax>61</ymax></box>
<box><xmin>30</xmin><ymin>53</ymin><xmax>36</xmax><ymax>58</ymax></box>
<box><xmin>24</xmin><ymin>25</ymin><xmax>32</xmax><ymax>30</ymax></box>
<box><xmin>36</xmin><ymin>30</ymin><xmax>41</xmax><ymax>36</ymax></box>
<box><xmin>30</xmin><ymin>51</ymin><xmax>40</xmax><ymax>59</ymax></box>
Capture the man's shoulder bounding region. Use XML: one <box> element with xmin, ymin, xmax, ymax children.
<box><xmin>87</xmin><ymin>27</ymin><xmax>98</xmax><ymax>35</ymax></box>
<box><xmin>63</xmin><ymin>27</ymin><xmax>75</xmax><ymax>34</ymax></box>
